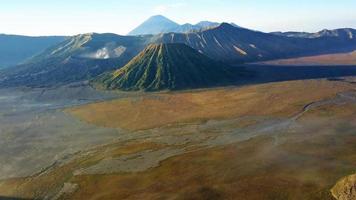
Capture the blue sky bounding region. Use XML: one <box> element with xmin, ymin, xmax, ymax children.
<box><xmin>1</xmin><ymin>0</ymin><xmax>355</xmax><ymax>36</ymax></box>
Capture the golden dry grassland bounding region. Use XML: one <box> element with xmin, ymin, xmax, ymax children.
<box><xmin>68</xmin><ymin>79</ymin><xmax>354</xmax><ymax>131</ymax></box>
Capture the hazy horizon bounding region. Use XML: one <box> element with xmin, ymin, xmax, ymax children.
<box><xmin>1</xmin><ymin>0</ymin><xmax>356</xmax><ymax>36</ymax></box>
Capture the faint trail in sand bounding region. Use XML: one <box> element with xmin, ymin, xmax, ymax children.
<box><xmin>293</xmin><ymin>90</ymin><xmax>356</xmax><ymax>121</ymax></box>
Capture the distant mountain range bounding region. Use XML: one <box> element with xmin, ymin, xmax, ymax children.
<box><xmin>93</xmin><ymin>43</ymin><xmax>242</xmax><ymax>91</ymax></box>
<box><xmin>0</xmin><ymin>34</ymin><xmax>67</xmax><ymax>68</ymax></box>
<box><xmin>128</xmin><ymin>15</ymin><xmax>237</xmax><ymax>35</ymax></box>
<box><xmin>0</xmin><ymin>15</ymin><xmax>355</xmax><ymax>88</ymax></box>
<box><xmin>271</xmin><ymin>28</ymin><xmax>355</xmax><ymax>39</ymax></box>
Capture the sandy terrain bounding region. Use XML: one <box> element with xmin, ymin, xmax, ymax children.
<box><xmin>0</xmin><ymin>83</ymin><xmax>122</xmax><ymax>180</ymax></box>
<box><xmin>0</xmin><ymin>77</ymin><xmax>354</xmax><ymax>200</ymax></box>
<box><xmin>259</xmin><ymin>51</ymin><xmax>356</xmax><ymax>66</ymax></box>
<box><xmin>68</xmin><ymin>79</ymin><xmax>354</xmax><ymax>131</ymax></box>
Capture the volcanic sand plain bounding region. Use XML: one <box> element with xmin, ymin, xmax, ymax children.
<box><xmin>0</xmin><ymin>77</ymin><xmax>355</xmax><ymax>200</ymax></box>
<box><xmin>260</xmin><ymin>51</ymin><xmax>356</xmax><ymax>66</ymax></box>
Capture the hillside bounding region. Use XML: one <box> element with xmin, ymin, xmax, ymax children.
<box><xmin>93</xmin><ymin>43</ymin><xmax>242</xmax><ymax>91</ymax></box>
<box><xmin>0</xmin><ymin>33</ymin><xmax>150</xmax><ymax>87</ymax></box>
<box><xmin>153</xmin><ymin>24</ymin><xmax>356</xmax><ymax>63</ymax></box>
<box><xmin>27</xmin><ymin>33</ymin><xmax>148</xmax><ymax>62</ymax></box>
<box><xmin>1</xmin><ymin>24</ymin><xmax>356</xmax><ymax>87</ymax></box>
<box><xmin>0</xmin><ymin>34</ymin><xmax>66</xmax><ymax>68</ymax></box>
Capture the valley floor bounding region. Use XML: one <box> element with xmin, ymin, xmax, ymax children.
<box><xmin>0</xmin><ymin>77</ymin><xmax>354</xmax><ymax>200</ymax></box>
<box><xmin>258</xmin><ymin>51</ymin><xmax>356</xmax><ymax>66</ymax></box>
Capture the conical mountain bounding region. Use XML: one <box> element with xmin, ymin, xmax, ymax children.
<box><xmin>128</xmin><ymin>15</ymin><xmax>180</xmax><ymax>35</ymax></box>
<box><xmin>93</xmin><ymin>43</ymin><xmax>241</xmax><ymax>91</ymax></box>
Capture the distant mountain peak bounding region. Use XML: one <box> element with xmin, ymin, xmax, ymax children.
<box><xmin>196</xmin><ymin>21</ymin><xmax>220</xmax><ymax>27</ymax></box>
<box><xmin>128</xmin><ymin>15</ymin><xmax>179</xmax><ymax>36</ymax></box>
<box><xmin>149</xmin><ymin>15</ymin><xmax>171</xmax><ymax>20</ymax></box>
<box><xmin>145</xmin><ymin>15</ymin><xmax>178</xmax><ymax>24</ymax></box>
<box><xmin>128</xmin><ymin>15</ymin><xmax>241</xmax><ymax>35</ymax></box>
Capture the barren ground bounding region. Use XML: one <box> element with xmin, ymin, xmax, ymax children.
<box><xmin>259</xmin><ymin>51</ymin><xmax>356</xmax><ymax>66</ymax></box>
<box><xmin>0</xmin><ymin>77</ymin><xmax>355</xmax><ymax>200</ymax></box>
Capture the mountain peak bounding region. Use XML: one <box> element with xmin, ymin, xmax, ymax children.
<box><xmin>128</xmin><ymin>15</ymin><xmax>179</xmax><ymax>36</ymax></box>
<box><xmin>146</xmin><ymin>15</ymin><xmax>177</xmax><ymax>24</ymax></box>
<box><xmin>149</xmin><ymin>15</ymin><xmax>171</xmax><ymax>20</ymax></box>
<box><xmin>209</xmin><ymin>23</ymin><xmax>237</xmax><ymax>32</ymax></box>
<box><xmin>219</xmin><ymin>22</ymin><xmax>235</xmax><ymax>28</ymax></box>
<box><xmin>93</xmin><ymin>43</ymin><xmax>240</xmax><ymax>91</ymax></box>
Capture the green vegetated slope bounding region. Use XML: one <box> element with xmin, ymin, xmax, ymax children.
<box><xmin>94</xmin><ymin>43</ymin><xmax>243</xmax><ymax>91</ymax></box>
